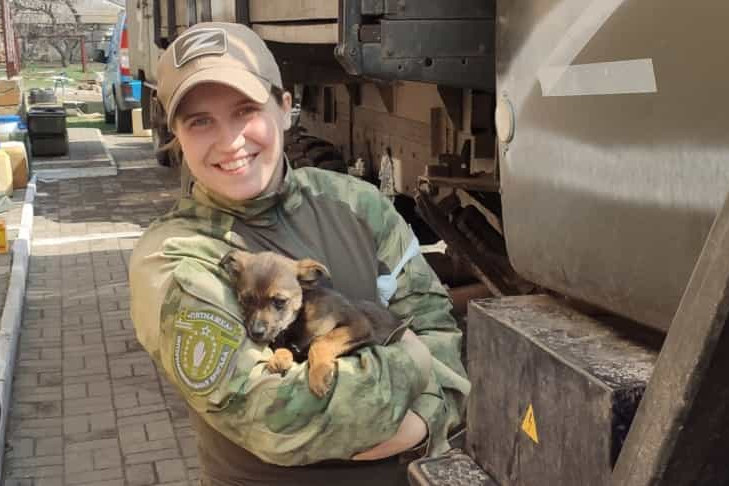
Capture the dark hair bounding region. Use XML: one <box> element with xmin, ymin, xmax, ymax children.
<box><xmin>270</xmin><ymin>85</ymin><xmax>285</xmax><ymax>107</ymax></box>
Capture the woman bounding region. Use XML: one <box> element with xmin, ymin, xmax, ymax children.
<box><xmin>129</xmin><ymin>21</ymin><xmax>470</xmax><ymax>485</ymax></box>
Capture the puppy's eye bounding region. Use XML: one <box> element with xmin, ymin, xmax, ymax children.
<box><xmin>240</xmin><ymin>295</ymin><xmax>254</xmax><ymax>307</ymax></box>
<box><xmin>272</xmin><ymin>297</ymin><xmax>287</xmax><ymax>311</ymax></box>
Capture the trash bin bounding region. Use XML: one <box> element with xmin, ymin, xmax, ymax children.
<box><xmin>27</xmin><ymin>106</ymin><xmax>67</xmax><ymax>135</ymax></box>
<box><xmin>28</xmin><ymin>106</ymin><xmax>68</xmax><ymax>157</ymax></box>
<box><xmin>31</xmin><ymin>133</ymin><xmax>69</xmax><ymax>157</ymax></box>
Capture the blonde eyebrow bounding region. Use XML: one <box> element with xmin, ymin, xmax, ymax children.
<box><xmin>233</xmin><ymin>99</ymin><xmax>262</xmax><ymax>109</ymax></box>
<box><xmin>180</xmin><ymin>110</ymin><xmax>209</xmax><ymax>122</ymax></box>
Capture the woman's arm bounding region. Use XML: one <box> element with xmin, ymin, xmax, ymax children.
<box><xmin>367</xmin><ymin>189</ymin><xmax>472</xmax><ymax>457</ymax></box>
<box><xmin>131</xmin><ymin>245</ymin><xmax>435</xmax><ymax>467</ymax></box>
<box><xmin>352</xmin><ymin>409</ymin><xmax>427</xmax><ymax>460</ymax></box>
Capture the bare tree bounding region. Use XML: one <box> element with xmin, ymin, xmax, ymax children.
<box><xmin>10</xmin><ymin>0</ymin><xmax>86</xmax><ymax>67</ymax></box>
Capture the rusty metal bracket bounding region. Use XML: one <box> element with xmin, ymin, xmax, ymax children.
<box><xmin>455</xmin><ymin>189</ymin><xmax>502</xmax><ymax>235</ymax></box>
<box><xmin>415</xmin><ymin>189</ymin><xmax>525</xmax><ymax>297</ymax></box>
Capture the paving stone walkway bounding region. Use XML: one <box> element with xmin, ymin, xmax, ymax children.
<box><xmin>3</xmin><ymin>134</ymin><xmax>197</xmax><ymax>485</ymax></box>
<box><xmin>32</xmin><ymin>128</ymin><xmax>117</xmax><ymax>180</ymax></box>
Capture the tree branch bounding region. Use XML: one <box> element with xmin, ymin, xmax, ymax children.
<box><xmin>60</xmin><ymin>0</ymin><xmax>81</xmax><ymax>24</ymax></box>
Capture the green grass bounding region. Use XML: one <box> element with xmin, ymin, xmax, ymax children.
<box><xmin>21</xmin><ymin>63</ymin><xmax>105</xmax><ymax>90</ymax></box>
<box><xmin>66</xmin><ymin>114</ymin><xmax>115</xmax><ymax>134</ymax></box>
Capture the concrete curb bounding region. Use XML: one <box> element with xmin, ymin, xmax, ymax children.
<box><xmin>0</xmin><ymin>175</ymin><xmax>37</xmax><ymax>479</ymax></box>
<box><xmin>97</xmin><ymin>128</ymin><xmax>118</xmax><ymax>171</ymax></box>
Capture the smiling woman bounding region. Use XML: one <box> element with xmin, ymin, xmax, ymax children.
<box><xmin>130</xmin><ymin>21</ymin><xmax>469</xmax><ymax>486</ymax></box>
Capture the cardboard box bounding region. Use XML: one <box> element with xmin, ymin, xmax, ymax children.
<box><xmin>132</xmin><ymin>108</ymin><xmax>152</xmax><ymax>137</ymax></box>
<box><xmin>0</xmin><ymin>80</ymin><xmax>22</xmax><ymax>107</ymax></box>
<box><xmin>0</xmin><ymin>105</ymin><xmax>19</xmax><ymax>116</ymax></box>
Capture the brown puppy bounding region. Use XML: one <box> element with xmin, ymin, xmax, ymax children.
<box><xmin>220</xmin><ymin>250</ymin><xmax>402</xmax><ymax>397</ymax></box>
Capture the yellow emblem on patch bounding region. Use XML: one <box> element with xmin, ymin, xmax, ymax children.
<box><xmin>173</xmin><ymin>309</ymin><xmax>244</xmax><ymax>395</ymax></box>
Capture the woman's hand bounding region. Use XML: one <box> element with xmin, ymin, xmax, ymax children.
<box><xmin>351</xmin><ymin>329</ymin><xmax>431</xmax><ymax>461</ymax></box>
<box><xmin>351</xmin><ymin>410</ymin><xmax>427</xmax><ymax>461</ymax></box>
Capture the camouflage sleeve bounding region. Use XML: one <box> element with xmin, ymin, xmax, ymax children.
<box><xmin>365</xmin><ymin>190</ymin><xmax>471</xmax><ymax>457</ymax></box>
<box><xmin>154</xmin><ymin>257</ymin><xmax>432</xmax><ymax>466</ymax></box>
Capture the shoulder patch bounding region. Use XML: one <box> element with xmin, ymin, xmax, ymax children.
<box><xmin>173</xmin><ymin>308</ymin><xmax>244</xmax><ymax>395</ymax></box>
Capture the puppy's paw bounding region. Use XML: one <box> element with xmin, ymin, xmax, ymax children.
<box><xmin>308</xmin><ymin>361</ymin><xmax>335</xmax><ymax>398</ymax></box>
<box><xmin>266</xmin><ymin>348</ymin><xmax>295</xmax><ymax>374</ymax></box>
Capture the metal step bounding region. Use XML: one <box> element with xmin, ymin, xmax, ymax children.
<box><xmin>407</xmin><ymin>449</ymin><xmax>498</xmax><ymax>486</ymax></box>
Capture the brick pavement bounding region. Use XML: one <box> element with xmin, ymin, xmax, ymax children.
<box><xmin>32</xmin><ymin>128</ymin><xmax>114</xmax><ymax>170</ymax></box>
<box><xmin>3</xmin><ymin>134</ymin><xmax>198</xmax><ymax>485</ymax></box>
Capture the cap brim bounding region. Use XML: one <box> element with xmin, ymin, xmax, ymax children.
<box><xmin>166</xmin><ymin>66</ymin><xmax>271</xmax><ymax>126</ymax></box>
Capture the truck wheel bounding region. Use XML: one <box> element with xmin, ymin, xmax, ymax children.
<box><xmin>115</xmin><ymin>105</ymin><xmax>133</xmax><ymax>133</ymax></box>
<box><xmin>152</xmin><ymin>127</ymin><xmax>173</xmax><ymax>166</ymax></box>
<box><xmin>104</xmin><ymin>108</ymin><xmax>115</xmax><ymax>124</ymax></box>
<box><xmin>316</xmin><ymin>159</ymin><xmax>348</xmax><ymax>172</ymax></box>
<box><xmin>285</xmin><ymin>133</ymin><xmax>347</xmax><ymax>173</ymax></box>
<box><xmin>287</xmin><ymin>136</ymin><xmax>329</xmax><ymax>156</ymax></box>
<box><xmin>148</xmin><ymin>95</ymin><xmax>175</xmax><ymax>166</ymax></box>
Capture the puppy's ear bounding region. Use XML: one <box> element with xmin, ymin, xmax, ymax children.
<box><xmin>220</xmin><ymin>250</ymin><xmax>243</xmax><ymax>282</ymax></box>
<box><xmin>297</xmin><ymin>259</ymin><xmax>332</xmax><ymax>287</ymax></box>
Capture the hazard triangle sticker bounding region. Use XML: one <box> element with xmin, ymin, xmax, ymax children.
<box><xmin>521</xmin><ymin>404</ymin><xmax>539</xmax><ymax>444</ymax></box>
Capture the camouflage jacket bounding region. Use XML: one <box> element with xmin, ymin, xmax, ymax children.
<box><xmin>129</xmin><ymin>165</ymin><xmax>471</xmax><ymax>467</ymax></box>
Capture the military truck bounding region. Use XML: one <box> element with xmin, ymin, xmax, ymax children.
<box><xmin>126</xmin><ymin>1</ymin><xmax>729</xmax><ymax>485</ymax></box>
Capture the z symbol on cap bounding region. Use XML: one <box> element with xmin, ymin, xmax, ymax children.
<box><xmin>173</xmin><ymin>28</ymin><xmax>228</xmax><ymax>68</ymax></box>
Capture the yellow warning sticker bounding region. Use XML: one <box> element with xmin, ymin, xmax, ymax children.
<box><xmin>521</xmin><ymin>404</ymin><xmax>539</xmax><ymax>444</ymax></box>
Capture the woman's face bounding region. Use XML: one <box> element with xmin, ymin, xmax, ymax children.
<box><xmin>173</xmin><ymin>83</ymin><xmax>291</xmax><ymax>201</ymax></box>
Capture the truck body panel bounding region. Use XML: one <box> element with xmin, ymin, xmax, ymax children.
<box><xmin>249</xmin><ymin>0</ymin><xmax>337</xmax><ymax>22</ymax></box>
<box><xmin>496</xmin><ymin>0</ymin><xmax>729</xmax><ymax>331</ymax></box>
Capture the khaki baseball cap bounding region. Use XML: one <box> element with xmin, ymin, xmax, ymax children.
<box><xmin>157</xmin><ymin>22</ymin><xmax>283</xmax><ymax>127</ymax></box>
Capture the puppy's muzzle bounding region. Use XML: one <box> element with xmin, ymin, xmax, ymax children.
<box><xmin>249</xmin><ymin>320</ymin><xmax>268</xmax><ymax>342</ymax></box>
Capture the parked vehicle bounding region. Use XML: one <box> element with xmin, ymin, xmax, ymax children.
<box><xmin>126</xmin><ymin>2</ymin><xmax>729</xmax><ymax>485</ymax></box>
<box><xmin>101</xmin><ymin>11</ymin><xmax>141</xmax><ymax>133</ymax></box>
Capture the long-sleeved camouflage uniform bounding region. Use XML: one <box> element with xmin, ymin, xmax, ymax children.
<box><xmin>130</xmin><ymin>164</ymin><xmax>471</xmax><ymax>483</ymax></box>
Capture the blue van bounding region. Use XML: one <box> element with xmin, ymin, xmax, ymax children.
<box><xmin>101</xmin><ymin>11</ymin><xmax>141</xmax><ymax>133</ymax></box>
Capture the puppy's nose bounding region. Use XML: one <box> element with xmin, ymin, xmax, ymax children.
<box><xmin>250</xmin><ymin>321</ymin><xmax>267</xmax><ymax>341</ymax></box>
